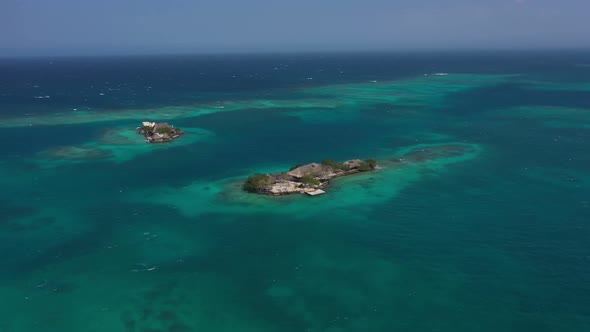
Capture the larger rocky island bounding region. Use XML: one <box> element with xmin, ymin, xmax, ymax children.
<box><xmin>244</xmin><ymin>159</ymin><xmax>377</xmax><ymax>196</ymax></box>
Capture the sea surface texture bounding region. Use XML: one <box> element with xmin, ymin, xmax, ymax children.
<box><xmin>0</xmin><ymin>52</ymin><xmax>589</xmax><ymax>331</ymax></box>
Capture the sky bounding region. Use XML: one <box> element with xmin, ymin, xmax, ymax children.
<box><xmin>1</xmin><ymin>0</ymin><xmax>589</xmax><ymax>56</ymax></box>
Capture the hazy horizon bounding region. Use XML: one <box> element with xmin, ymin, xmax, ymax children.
<box><xmin>2</xmin><ymin>0</ymin><xmax>589</xmax><ymax>57</ymax></box>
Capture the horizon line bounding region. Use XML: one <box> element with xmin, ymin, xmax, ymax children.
<box><xmin>2</xmin><ymin>47</ymin><xmax>590</xmax><ymax>60</ymax></box>
<box><xmin>0</xmin><ymin>47</ymin><xmax>590</xmax><ymax>60</ymax></box>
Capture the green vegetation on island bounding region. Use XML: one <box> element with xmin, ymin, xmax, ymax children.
<box><xmin>301</xmin><ymin>174</ymin><xmax>321</xmax><ymax>186</ymax></box>
<box><xmin>321</xmin><ymin>159</ymin><xmax>350</xmax><ymax>171</ymax></box>
<box><xmin>243</xmin><ymin>174</ymin><xmax>272</xmax><ymax>193</ymax></box>
<box><xmin>359</xmin><ymin>158</ymin><xmax>377</xmax><ymax>171</ymax></box>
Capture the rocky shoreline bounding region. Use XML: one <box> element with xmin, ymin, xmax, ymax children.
<box><xmin>137</xmin><ymin>122</ymin><xmax>184</xmax><ymax>143</ymax></box>
<box><xmin>243</xmin><ymin>159</ymin><xmax>377</xmax><ymax>196</ymax></box>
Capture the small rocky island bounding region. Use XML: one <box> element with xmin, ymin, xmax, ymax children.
<box><xmin>137</xmin><ymin>122</ymin><xmax>184</xmax><ymax>143</ymax></box>
<box><xmin>243</xmin><ymin>158</ymin><xmax>377</xmax><ymax>196</ymax></box>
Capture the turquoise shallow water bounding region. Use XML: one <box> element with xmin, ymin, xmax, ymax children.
<box><xmin>1</xmin><ymin>52</ymin><xmax>590</xmax><ymax>331</ymax></box>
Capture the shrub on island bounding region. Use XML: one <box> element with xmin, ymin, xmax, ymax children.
<box><xmin>358</xmin><ymin>159</ymin><xmax>378</xmax><ymax>172</ymax></box>
<box><xmin>243</xmin><ymin>174</ymin><xmax>271</xmax><ymax>193</ymax></box>
<box><xmin>156</xmin><ymin>127</ymin><xmax>179</xmax><ymax>135</ymax></box>
<box><xmin>321</xmin><ymin>159</ymin><xmax>350</xmax><ymax>171</ymax></box>
<box><xmin>301</xmin><ymin>174</ymin><xmax>321</xmax><ymax>187</ymax></box>
<box><xmin>365</xmin><ymin>159</ymin><xmax>377</xmax><ymax>169</ymax></box>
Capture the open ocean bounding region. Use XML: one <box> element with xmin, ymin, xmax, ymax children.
<box><xmin>1</xmin><ymin>51</ymin><xmax>589</xmax><ymax>331</ymax></box>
